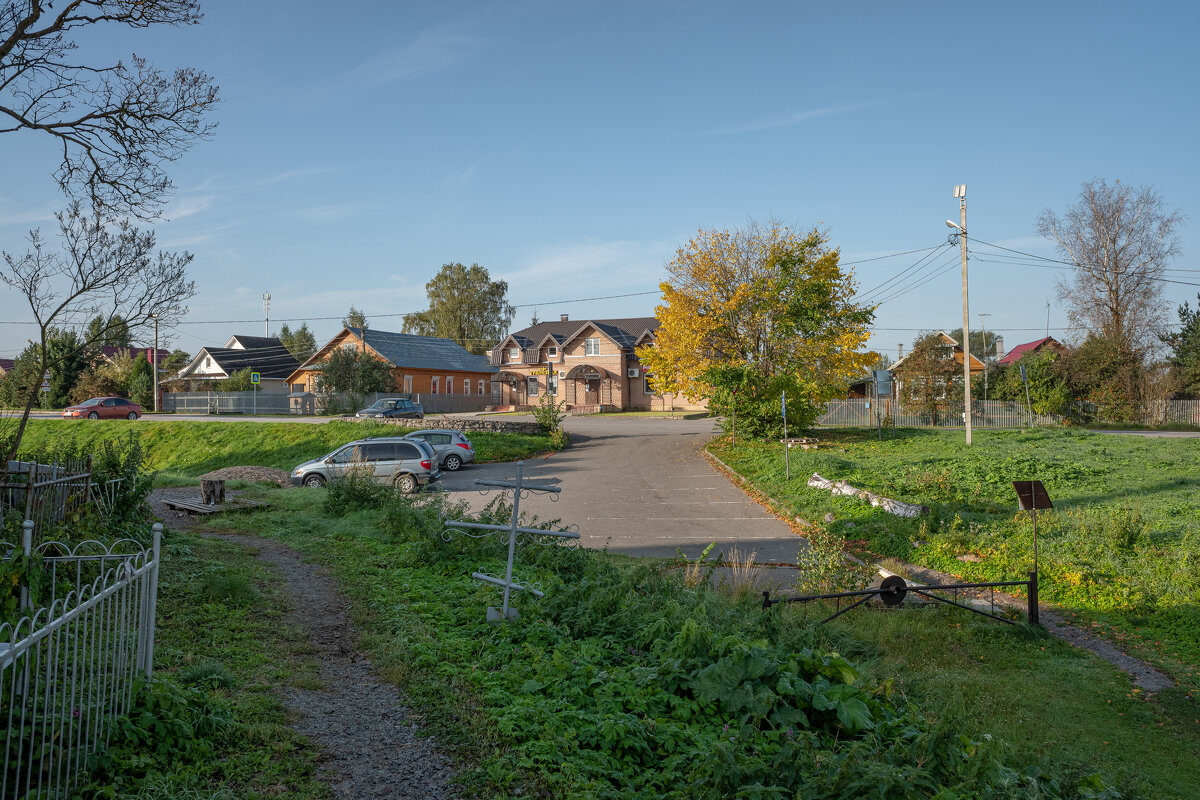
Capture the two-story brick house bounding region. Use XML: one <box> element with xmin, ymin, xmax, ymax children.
<box><xmin>489</xmin><ymin>315</ymin><xmax>704</xmax><ymax>411</ymax></box>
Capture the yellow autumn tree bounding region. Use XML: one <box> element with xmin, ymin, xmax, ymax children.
<box><xmin>638</xmin><ymin>220</ymin><xmax>874</xmax><ymax>435</ymax></box>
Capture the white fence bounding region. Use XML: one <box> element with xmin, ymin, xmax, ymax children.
<box><xmin>162</xmin><ymin>390</ymin><xmax>493</xmax><ymax>416</ymax></box>
<box><xmin>2</xmin><ymin>522</ymin><xmax>162</xmax><ymax>799</ymax></box>
<box><xmin>817</xmin><ymin>398</ymin><xmax>1060</xmax><ymax>428</ymax></box>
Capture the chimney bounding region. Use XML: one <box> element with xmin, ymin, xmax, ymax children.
<box><xmin>560</xmin><ymin>314</ymin><xmax>569</xmax><ymax>322</ymax></box>
<box><xmin>994</xmin><ymin>335</ymin><xmax>1004</xmax><ymax>360</ymax></box>
<box><xmin>898</xmin><ymin>343</ymin><xmax>904</xmax><ymax>360</ymax></box>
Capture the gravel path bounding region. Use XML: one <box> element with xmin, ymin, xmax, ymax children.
<box><xmin>214</xmin><ymin>533</ymin><xmax>457</xmax><ymax>799</ymax></box>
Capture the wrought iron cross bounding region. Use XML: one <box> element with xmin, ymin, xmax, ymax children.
<box><xmin>443</xmin><ymin>461</ymin><xmax>580</xmax><ymax>622</ymax></box>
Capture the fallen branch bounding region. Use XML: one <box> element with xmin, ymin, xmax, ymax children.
<box><xmin>807</xmin><ymin>473</ymin><xmax>929</xmax><ymax>518</ymax></box>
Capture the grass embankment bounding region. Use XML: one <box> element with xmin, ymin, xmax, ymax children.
<box><xmin>191</xmin><ymin>483</ymin><xmax>1199</xmax><ymax>799</ymax></box>
<box><xmin>13</xmin><ymin>419</ymin><xmax>554</xmax><ymax>483</ymax></box>
<box><xmin>708</xmin><ymin>427</ymin><xmax>1200</xmax><ymax>693</ymax></box>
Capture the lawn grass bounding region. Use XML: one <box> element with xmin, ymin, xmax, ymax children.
<box><xmin>11</xmin><ymin>419</ymin><xmax>554</xmax><ymax>480</ymax></box>
<box><xmin>708</xmin><ymin>426</ymin><xmax>1200</xmax><ymax>694</ymax></box>
<box><xmin>200</xmin><ymin>485</ymin><xmax>1199</xmax><ymax>799</ymax></box>
<box><xmin>105</xmin><ymin>528</ymin><xmax>329</xmax><ymax>798</ymax></box>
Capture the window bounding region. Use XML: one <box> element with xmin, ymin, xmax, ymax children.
<box><xmin>643</xmin><ymin>373</ymin><xmax>655</xmax><ymax>395</ymax></box>
<box><xmin>362</xmin><ymin>442</ymin><xmax>394</xmax><ymax>462</ymax></box>
<box><xmin>585</xmin><ymin>338</ymin><xmax>600</xmax><ymax>356</ymax></box>
<box><xmin>393</xmin><ymin>442</ymin><xmax>421</xmax><ymax>460</ymax></box>
<box><xmin>509</xmin><ymin>347</ymin><xmax>520</xmax><ymax>361</ymax></box>
<box><xmin>431</xmin><ymin>377</ymin><xmax>440</xmax><ymax>394</ymax></box>
<box><xmin>527</xmin><ymin>376</ymin><xmax>539</xmax><ymax>397</ymax></box>
<box><xmin>403</xmin><ymin>375</ymin><xmax>413</xmax><ymax>394</ymax></box>
<box><xmin>430</xmin><ymin>433</ymin><xmax>452</xmax><ymax>445</ymax></box>
<box><xmin>548</xmin><ymin>346</ymin><xmax>558</xmax><ymax>356</ymax></box>
<box><xmin>478</xmin><ymin>379</ymin><xmax>485</xmax><ymax>395</ymax></box>
<box><xmin>343</xmin><ymin>342</ymin><xmax>356</xmax><ymax>351</ymax></box>
<box><xmin>331</xmin><ymin>445</ymin><xmax>362</xmax><ymax>464</ymax></box>
<box><xmin>446</xmin><ymin>376</ymin><xmax>454</xmax><ymax>394</ymax></box>
<box><xmin>205</xmin><ymin>356</ymin><xmax>211</xmax><ymax>369</ymax></box>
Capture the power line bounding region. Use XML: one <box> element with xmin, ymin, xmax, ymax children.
<box><xmin>853</xmin><ymin>244</ymin><xmax>953</xmax><ymax>303</ymax></box>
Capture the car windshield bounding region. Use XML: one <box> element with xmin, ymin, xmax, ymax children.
<box><xmin>78</xmin><ymin>398</ymin><xmax>103</xmax><ymax>406</ymax></box>
<box><xmin>368</xmin><ymin>400</ymin><xmax>397</xmax><ymax>410</ymax></box>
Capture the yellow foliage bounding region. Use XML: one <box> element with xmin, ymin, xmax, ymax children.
<box><xmin>639</xmin><ymin>220</ymin><xmax>874</xmax><ymax>402</ymax></box>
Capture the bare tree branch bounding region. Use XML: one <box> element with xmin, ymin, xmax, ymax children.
<box><xmin>1</xmin><ymin>201</ymin><xmax>196</xmax><ymax>460</ymax></box>
<box><xmin>0</xmin><ymin>1</ymin><xmax>218</xmax><ymax>217</ymax></box>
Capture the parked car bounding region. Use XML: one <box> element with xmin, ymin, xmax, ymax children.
<box><xmin>355</xmin><ymin>397</ymin><xmax>424</xmax><ymax>420</ymax></box>
<box><xmin>403</xmin><ymin>429</ymin><xmax>476</xmax><ymax>471</ymax></box>
<box><xmin>290</xmin><ymin>437</ymin><xmax>441</xmax><ymax>492</ymax></box>
<box><xmin>62</xmin><ymin>396</ymin><xmax>141</xmax><ymax>420</ymax></box>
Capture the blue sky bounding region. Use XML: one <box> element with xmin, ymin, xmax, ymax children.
<box><xmin>3</xmin><ymin>0</ymin><xmax>1199</xmax><ymax>361</ymax></box>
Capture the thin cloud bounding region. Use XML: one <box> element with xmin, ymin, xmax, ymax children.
<box><xmin>701</xmin><ymin>98</ymin><xmax>903</xmax><ymax>135</ymax></box>
<box><xmin>444</xmin><ymin>162</ymin><xmax>478</xmax><ymax>186</ymax></box>
<box><xmin>343</xmin><ymin>29</ymin><xmax>487</xmax><ymax>87</ymax></box>
<box><xmin>164</xmin><ymin>195</ymin><xmax>213</xmax><ymax>221</ymax></box>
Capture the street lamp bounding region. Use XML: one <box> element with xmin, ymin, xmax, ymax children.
<box><xmin>150</xmin><ymin>313</ymin><xmax>159</xmax><ymax>414</ymax></box>
<box><xmin>978</xmin><ymin>312</ymin><xmax>991</xmax><ymax>403</ymax></box>
<box><xmin>950</xmin><ymin>184</ymin><xmax>972</xmax><ymax>445</ymax></box>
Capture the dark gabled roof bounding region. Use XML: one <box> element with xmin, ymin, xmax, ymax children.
<box><xmin>100</xmin><ymin>346</ymin><xmax>170</xmax><ymax>362</ymax></box>
<box><xmin>350</xmin><ymin>328</ymin><xmax>496</xmax><ymax>373</ymax></box>
<box><xmin>227</xmin><ymin>335</ymin><xmax>281</xmax><ymax>351</ymax></box>
<box><xmin>204</xmin><ymin>343</ymin><xmax>299</xmax><ymax>379</ymax></box>
<box><xmin>501</xmin><ymin>317</ymin><xmax>659</xmax><ymax>349</ymax></box>
<box><xmin>0</xmin><ymin>358</ymin><xmax>13</xmax><ymax>373</ymax></box>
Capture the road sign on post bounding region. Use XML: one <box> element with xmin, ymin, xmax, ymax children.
<box><xmin>250</xmin><ymin>372</ymin><xmax>260</xmax><ymax>384</ymax></box>
<box><xmin>250</xmin><ymin>372</ymin><xmax>260</xmax><ymax>416</ymax></box>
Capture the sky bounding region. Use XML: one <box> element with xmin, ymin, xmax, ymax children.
<box><xmin>2</xmin><ymin>0</ymin><xmax>1199</xmax><ymax>362</ymax></box>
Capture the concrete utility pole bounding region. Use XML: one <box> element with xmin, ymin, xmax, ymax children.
<box><xmin>979</xmin><ymin>312</ymin><xmax>991</xmax><ymax>403</ymax></box>
<box><xmin>947</xmin><ymin>185</ymin><xmax>972</xmax><ymax>445</ymax></box>
<box><xmin>152</xmin><ymin>313</ymin><xmax>159</xmax><ymax>413</ymax></box>
<box><xmin>263</xmin><ymin>292</ymin><xmax>271</xmax><ymax>338</ymax></box>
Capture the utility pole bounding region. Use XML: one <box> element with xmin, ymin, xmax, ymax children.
<box><xmin>979</xmin><ymin>312</ymin><xmax>991</xmax><ymax>403</ymax></box>
<box><xmin>1045</xmin><ymin>301</ymin><xmax>1050</xmax><ymax>338</ymax></box>
<box><xmin>152</xmin><ymin>313</ymin><xmax>159</xmax><ymax>413</ymax></box>
<box><xmin>263</xmin><ymin>292</ymin><xmax>271</xmax><ymax>338</ymax></box>
<box><xmin>948</xmin><ymin>185</ymin><xmax>972</xmax><ymax>445</ymax></box>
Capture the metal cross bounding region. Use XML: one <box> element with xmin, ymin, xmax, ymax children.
<box><xmin>443</xmin><ymin>461</ymin><xmax>579</xmax><ymax>621</ymax></box>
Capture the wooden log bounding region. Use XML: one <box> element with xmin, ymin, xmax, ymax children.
<box><xmin>200</xmin><ymin>479</ymin><xmax>226</xmax><ymax>505</ymax></box>
<box><xmin>807</xmin><ymin>473</ymin><xmax>928</xmax><ymax>518</ymax></box>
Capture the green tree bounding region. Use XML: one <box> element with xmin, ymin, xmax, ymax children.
<box><xmin>639</xmin><ymin>221</ymin><xmax>874</xmax><ymax>437</ymax></box>
<box><xmin>1163</xmin><ymin>294</ymin><xmax>1200</xmax><ymax>395</ymax></box>
<box><xmin>316</xmin><ymin>348</ymin><xmax>393</xmax><ymax>396</ymax></box>
<box><xmin>85</xmin><ymin>314</ymin><xmax>132</xmax><ymax>348</ymax></box>
<box><xmin>342</xmin><ymin>306</ymin><xmax>367</xmax><ymax>330</ymax></box>
<box><xmin>946</xmin><ymin>328</ymin><xmax>1001</xmax><ymax>361</ymax></box>
<box><xmin>222</xmin><ymin>367</ymin><xmax>255</xmax><ymax>392</ymax></box>
<box><xmin>128</xmin><ymin>353</ymin><xmax>154</xmax><ymax>406</ymax></box>
<box><xmin>893</xmin><ymin>331</ymin><xmax>961</xmax><ymax>424</ymax></box>
<box><xmin>984</xmin><ymin>350</ymin><xmax>1069</xmax><ymax>414</ymax></box>
<box><xmin>70</xmin><ymin>350</ymin><xmax>136</xmax><ymax>404</ymax></box>
<box><xmin>161</xmin><ymin>349</ymin><xmax>191</xmax><ymax>375</ymax></box>
<box><xmin>402</xmin><ymin>262</ymin><xmax>515</xmax><ymax>355</ymax></box>
<box><xmin>276</xmin><ymin>322</ymin><xmax>317</xmax><ymax>362</ymax></box>
<box><xmin>1055</xmin><ymin>334</ymin><xmax>1143</xmax><ymax>421</ymax></box>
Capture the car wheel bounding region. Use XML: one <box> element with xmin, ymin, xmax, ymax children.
<box><xmin>127</xmin><ymin>411</ymin><xmax>139</xmax><ymax>420</ymax></box>
<box><xmin>303</xmin><ymin>474</ymin><xmax>326</xmax><ymax>488</ymax></box>
<box><xmin>87</xmin><ymin>412</ymin><xmax>99</xmax><ymax>420</ymax></box>
<box><xmin>395</xmin><ymin>473</ymin><xmax>418</xmax><ymax>494</ymax></box>
<box><xmin>444</xmin><ymin>454</ymin><xmax>463</xmax><ymax>471</ymax></box>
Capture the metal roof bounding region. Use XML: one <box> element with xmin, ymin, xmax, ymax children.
<box><xmin>351</xmin><ymin>327</ymin><xmax>497</xmax><ymax>373</ymax></box>
<box><xmin>502</xmin><ymin>317</ymin><xmax>659</xmax><ymax>349</ymax></box>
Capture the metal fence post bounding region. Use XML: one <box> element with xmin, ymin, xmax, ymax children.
<box><xmin>20</xmin><ymin>519</ymin><xmax>33</xmax><ymax>613</ymax></box>
<box><xmin>1027</xmin><ymin>570</ymin><xmax>1039</xmax><ymax>626</ymax></box>
<box><xmin>144</xmin><ymin>524</ymin><xmax>161</xmax><ymax>679</ymax></box>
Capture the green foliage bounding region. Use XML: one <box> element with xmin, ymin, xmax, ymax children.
<box><xmin>1056</xmin><ymin>334</ymin><xmax>1145</xmax><ymax>421</ymax></box>
<box><xmin>83</xmin><ymin>678</ymin><xmax>236</xmax><ymax>796</ymax></box>
<box><xmin>221</xmin><ymin>367</ymin><xmax>255</xmax><ymax>392</ymax></box>
<box><xmin>315</xmin><ymin>346</ymin><xmax>394</xmax><ymax>401</ymax></box>
<box><xmin>275</xmin><ymin>322</ymin><xmax>318</xmax><ymax>362</ymax></box>
<box><xmin>342</xmin><ymin>306</ymin><xmax>367</xmax><ymax>329</ymax></box>
<box><xmin>401</xmin><ymin>262</ymin><xmax>516</xmax><ymax>355</ymax></box>
<box><xmin>323</xmin><ymin>465</ymin><xmax>393</xmax><ymax>515</ymax></box>
<box><xmin>1164</xmin><ymin>293</ymin><xmax>1200</xmax><ymax>395</ymax></box>
<box><xmin>984</xmin><ymin>349</ymin><xmax>1069</xmax><ymax>414</ymax></box>
<box><xmin>702</xmin><ymin>363</ymin><xmax>818</xmax><ymax>439</ymax></box>
<box><xmin>179</xmin><ymin>661</ymin><xmax>237</xmax><ymax>691</ymax></box>
<box><xmin>893</xmin><ymin>331</ymin><xmax>962</xmax><ymax>424</ymax></box>
<box><xmin>128</xmin><ymin>352</ymin><xmax>154</xmax><ymax>407</ymax></box>
<box><xmin>793</xmin><ymin>525</ymin><xmax>873</xmax><ymax>595</ymax></box>
<box><xmin>86</xmin><ymin>314</ymin><xmax>132</xmax><ymax>348</ymax></box>
<box><xmin>532</xmin><ymin>391</ymin><xmax>566</xmax><ymax>434</ymax></box>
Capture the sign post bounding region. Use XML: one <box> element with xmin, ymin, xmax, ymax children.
<box><xmin>781</xmin><ymin>391</ymin><xmax>790</xmax><ymax>480</ymax></box>
<box><xmin>250</xmin><ymin>372</ymin><xmax>261</xmax><ymax>416</ymax></box>
<box><xmin>1013</xmin><ymin>480</ymin><xmax>1053</xmax><ymax>626</ymax></box>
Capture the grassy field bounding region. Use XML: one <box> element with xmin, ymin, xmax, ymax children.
<box><xmin>9</xmin><ymin>419</ymin><xmax>554</xmax><ymax>482</ymax></box>
<box><xmin>191</xmin><ymin>484</ymin><xmax>1199</xmax><ymax>799</ymax></box>
<box><xmin>708</xmin><ymin>427</ymin><xmax>1200</xmax><ymax>694</ymax></box>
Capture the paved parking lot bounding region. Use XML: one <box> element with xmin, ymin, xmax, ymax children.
<box><xmin>438</xmin><ymin>416</ymin><xmax>804</xmax><ymax>563</ymax></box>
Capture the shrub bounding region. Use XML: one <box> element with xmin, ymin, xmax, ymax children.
<box><xmin>793</xmin><ymin>524</ymin><xmax>873</xmax><ymax>595</ymax></box>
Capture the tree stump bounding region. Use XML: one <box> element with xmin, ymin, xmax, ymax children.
<box><xmin>200</xmin><ymin>479</ymin><xmax>225</xmax><ymax>505</ymax></box>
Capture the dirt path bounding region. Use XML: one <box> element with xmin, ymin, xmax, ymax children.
<box><xmin>214</xmin><ymin>532</ymin><xmax>457</xmax><ymax>799</ymax></box>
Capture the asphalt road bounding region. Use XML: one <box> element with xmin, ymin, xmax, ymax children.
<box><xmin>437</xmin><ymin>416</ymin><xmax>804</xmax><ymax>563</ymax></box>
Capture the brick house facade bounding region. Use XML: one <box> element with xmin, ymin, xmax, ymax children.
<box><xmin>490</xmin><ymin>315</ymin><xmax>705</xmax><ymax>411</ymax></box>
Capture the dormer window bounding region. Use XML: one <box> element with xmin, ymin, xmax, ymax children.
<box><xmin>547</xmin><ymin>346</ymin><xmax>558</xmax><ymax>356</ymax></box>
<box><xmin>585</xmin><ymin>338</ymin><xmax>600</xmax><ymax>356</ymax></box>
<box><xmin>509</xmin><ymin>347</ymin><xmax>520</xmax><ymax>361</ymax></box>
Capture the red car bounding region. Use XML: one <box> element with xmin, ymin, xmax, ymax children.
<box><xmin>63</xmin><ymin>396</ymin><xmax>142</xmax><ymax>420</ymax></box>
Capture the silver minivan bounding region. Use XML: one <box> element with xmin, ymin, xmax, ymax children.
<box><xmin>290</xmin><ymin>437</ymin><xmax>442</xmax><ymax>493</ymax></box>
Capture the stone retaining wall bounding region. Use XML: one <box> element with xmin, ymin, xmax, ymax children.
<box><xmin>372</xmin><ymin>416</ymin><xmax>545</xmax><ymax>435</ymax></box>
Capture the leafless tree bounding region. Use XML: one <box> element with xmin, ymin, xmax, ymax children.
<box><xmin>1036</xmin><ymin>179</ymin><xmax>1183</xmax><ymax>353</ymax></box>
<box><xmin>0</xmin><ymin>0</ymin><xmax>219</xmax><ymax>217</ymax></box>
<box><xmin>1</xmin><ymin>202</ymin><xmax>195</xmax><ymax>460</ymax></box>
